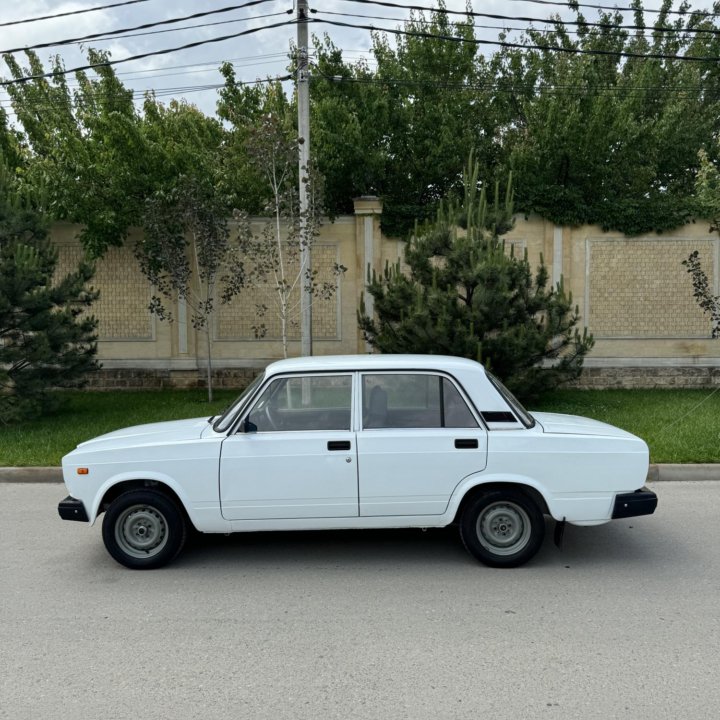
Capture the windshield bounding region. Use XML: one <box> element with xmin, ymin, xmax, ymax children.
<box><xmin>485</xmin><ymin>372</ymin><xmax>535</xmax><ymax>429</ymax></box>
<box><xmin>213</xmin><ymin>373</ymin><xmax>264</xmax><ymax>433</ymax></box>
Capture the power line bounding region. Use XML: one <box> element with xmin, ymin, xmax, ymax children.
<box><xmin>64</xmin><ymin>11</ymin><xmax>292</xmax><ymax>47</ymax></box>
<box><xmin>1</xmin><ymin>19</ymin><xmax>297</xmax><ymax>86</ymax></box>
<box><xmin>1</xmin><ymin>75</ymin><xmax>292</xmax><ymax>115</ymax></box>
<box><xmin>325</xmin><ymin>1</ymin><xmax>720</xmax><ymax>35</ymax></box>
<box><xmin>0</xmin><ymin>55</ymin><xmax>292</xmax><ymax>98</ymax></box>
<box><xmin>486</xmin><ymin>0</ymin><xmax>719</xmax><ymax>18</ymax></box>
<box><xmin>0</xmin><ymin>0</ymin><xmax>277</xmax><ymax>55</ymax></box>
<box><xmin>3</xmin><ymin>66</ymin><xmax>718</xmax><ymax>118</ymax></box>
<box><xmin>0</xmin><ymin>0</ymin><xmax>154</xmax><ymax>28</ymax></box>
<box><xmin>310</xmin><ymin>17</ymin><xmax>720</xmax><ymax>62</ymax></box>
<box><xmin>0</xmin><ymin>52</ymin><xmax>295</xmax><ymax>100</ymax></box>
<box><xmin>93</xmin><ymin>52</ymin><xmax>291</xmax><ymax>78</ymax></box>
<box><xmin>341</xmin><ymin>0</ymin><xmax>720</xmax><ymax>20</ymax></box>
<box><xmin>314</xmin><ymin>9</ymin><xmax>720</xmax><ymax>39</ymax></box>
<box><xmin>104</xmin><ymin>56</ymin><xmax>290</xmax><ymax>81</ymax></box>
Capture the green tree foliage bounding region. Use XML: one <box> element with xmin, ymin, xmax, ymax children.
<box><xmin>683</xmin><ymin>144</ymin><xmax>720</xmax><ymax>338</ymax></box>
<box><xmin>682</xmin><ymin>250</ymin><xmax>720</xmax><ymax>338</ymax></box>
<box><xmin>4</xmin><ymin>1</ymin><xmax>720</xmax><ymax>246</ymax></box>
<box><xmin>499</xmin><ymin>0</ymin><xmax>720</xmax><ymax>233</ymax></box>
<box><xmin>216</xmin><ymin>69</ymin><xmax>293</xmax><ymax>214</ymax></box>
<box><xmin>142</xmin><ymin>97</ymin><xmax>227</xmax><ymax>190</ymax></box>
<box><xmin>3</xmin><ymin>50</ymin><xmax>153</xmax><ymax>256</ymax></box>
<box><xmin>359</xmin><ymin>160</ymin><xmax>593</xmax><ymax>399</ymax></box>
<box><xmin>137</xmin><ymin>172</ymin><xmax>241</xmax><ymax>403</ymax></box>
<box><xmin>309</xmin><ymin>1</ymin><xmax>720</xmax><ymax>236</ymax></box>
<box><xmin>3</xmin><ymin>52</ymin><xmax>233</xmax><ymax>258</ymax></box>
<box><xmin>232</xmin><ymin>110</ymin><xmax>345</xmax><ymax>357</ymax></box>
<box><xmin>0</xmin><ymin>163</ymin><xmax>98</xmax><ymax>423</ymax></box>
<box><xmin>695</xmin><ymin>145</ymin><xmax>720</xmax><ymax>232</ymax></box>
<box><xmin>311</xmin><ymin>3</ymin><xmax>491</xmax><ymax>235</ymax></box>
<box><xmin>0</xmin><ymin>107</ymin><xmax>26</xmax><ymax>174</ymax></box>
<box><xmin>310</xmin><ymin>35</ymin><xmax>396</xmax><ymax>218</ymax></box>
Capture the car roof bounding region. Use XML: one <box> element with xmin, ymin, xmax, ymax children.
<box><xmin>264</xmin><ymin>354</ymin><xmax>485</xmax><ymax>376</ymax></box>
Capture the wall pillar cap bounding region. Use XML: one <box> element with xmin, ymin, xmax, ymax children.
<box><xmin>353</xmin><ymin>196</ymin><xmax>383</xmax><ymax>215</ymax></box>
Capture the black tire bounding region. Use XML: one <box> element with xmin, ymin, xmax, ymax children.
<box><xmin>459</xmin><ymin>489</ymin><xmax>545</xmax><ymax>568</ymax></box>
<box><xmin>102</xmin><ymin>489</ymin><xmax>188</xmax><ymax>569</ymax></box>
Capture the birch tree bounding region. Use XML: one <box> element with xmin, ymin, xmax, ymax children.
<box><xmin>232</xmin><ymin>110</ymin><xmax>345</xmax><ymax>358</ymax></box>
<box><xmin>137</xmin><ymin>175</ymin><xmax>245</xmax><ymax>401</ymax></box>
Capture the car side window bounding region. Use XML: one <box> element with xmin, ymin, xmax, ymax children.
<box><xmin>442</xmin><ymin>378</ymin><xmax>479</xmax><ymax>428</ymax></box>
<box><xmin>245</xmin><ymin>374</ymin><xmax>352</xmax><ymax>432</ymax></box>
<box><xmin>362</xmin><ymin>374</ymin><xmax>477</xmax><ymax>429</ymax></box>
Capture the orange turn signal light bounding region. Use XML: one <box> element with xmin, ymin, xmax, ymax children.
<box><xmin>77</xmin><ymin>468</ymin><xmax>89</xmax><ymax>475</ymax></box>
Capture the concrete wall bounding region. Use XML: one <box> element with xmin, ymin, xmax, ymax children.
<box><xmin>502</xmin><ymin>215</ymin><xmax>720</xmax><ymax>382</ymax></box>
<box><xmin>51</xmin><ymin>202</ymin><xmax>720</xmax><ymax>389</ymax></box>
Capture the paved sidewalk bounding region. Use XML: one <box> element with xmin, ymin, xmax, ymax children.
<box><xmin>0</xmin><ymin>464</ymin><xmax>717</xmax><ymax>483</ymax></box>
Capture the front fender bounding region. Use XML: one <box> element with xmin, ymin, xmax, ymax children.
<box><xmin>88</xmin><ymin>470</ymin><xmax>194</xmax><ymax>526</ymax></box>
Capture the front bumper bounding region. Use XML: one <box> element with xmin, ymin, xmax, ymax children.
<box><xmin>612</xmin><ymin>487</ymin><xmax>658</xmax><ymax>519</ymax></box>
<box><xmin>58</xmin><ymin>496</ymin><xmax>89</xmax><ymax>522</ymax></box>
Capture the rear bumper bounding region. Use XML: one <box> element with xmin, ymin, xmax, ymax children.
<box><xmin>58</xmin><ymin>496</ymin><xmax>89</xmax><ymax>522</ymax></box>
<box><xmin>612</xmin><ymin>487</ymin><xmax>658</xmax><ymax>519</ymax></box>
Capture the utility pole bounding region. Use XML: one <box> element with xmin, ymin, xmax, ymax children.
<box><xmin>297</xmin><ymin>0</ymin><xmax>312</xmax><ymax>356</ymax></box>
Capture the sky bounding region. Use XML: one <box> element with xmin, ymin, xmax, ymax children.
<box><xmin>0</xmin><ymin>0</ymin><xmax>710</xmax><ymax>121</ymax></box>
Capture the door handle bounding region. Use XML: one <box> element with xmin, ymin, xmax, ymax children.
<box><xmin>327</xmin><ymin>440</ymin><xmax>351</xmax><ymax>451</ymax></box>
<box><xmin>455</xmin><ymin>438</ymin><xmax>478</xmax><ymax>449</ymax></box>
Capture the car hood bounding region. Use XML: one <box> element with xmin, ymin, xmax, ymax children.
<box><xmin>74</xmin><ymin>417</ymin><xmax>210</xmax><ymax>450</ymax></box>
<box><xmin>532</xmin><ymin>412</ymin><xmax>638</xmax><ymax>439</ymax></box>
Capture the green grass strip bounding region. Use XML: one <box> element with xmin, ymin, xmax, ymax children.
<box><xmin>0</xmin><ymin>388</ymin><xmax>717</xmax><ymax>466</ymax></box>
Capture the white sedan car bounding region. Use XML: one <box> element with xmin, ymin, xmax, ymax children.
<box><xmin>58</xmin><ymin>354</ymin><xmax>657</xmax><ymax>569</ymax></box>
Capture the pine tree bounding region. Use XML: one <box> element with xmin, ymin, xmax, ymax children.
<box><xmin>0</xmin><ymin>163</ymin><xmax>99</xmax><ymax>423</ymax></box>
<box><xmin>359</xmin><ymin>159</ymin><xmax>594</xmax><ymax>400</ymax></box>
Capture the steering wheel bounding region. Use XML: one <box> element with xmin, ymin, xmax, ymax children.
<box><xmin>264</xmin><ymin>404</ymin><xmax>278</xmax><ymax>431</ymax></box>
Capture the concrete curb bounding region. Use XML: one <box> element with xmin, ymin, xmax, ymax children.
<box><xmin>647</xmin><ymin>464</ymin><xmax>720</xmax><ymax>482</ymax></box>
<box><xmin>0</xmin><ymin>467</ymin><xmax>63</xmax><ymax>483</ymax></box>
<box><xmin>1</xmin><ymin>464</ymin><xmax>718</xmax><ymax>484</ymax></box>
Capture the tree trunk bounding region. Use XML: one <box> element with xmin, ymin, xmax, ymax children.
<box><xmin>205</xmin><ymin>328</ymin><xmax>213</xmax><ymax>403</ymax></box>
<box><xmin>281</xmin><ymin>308</ymin><xmax>288</xmax><ymax>358</ymax></box>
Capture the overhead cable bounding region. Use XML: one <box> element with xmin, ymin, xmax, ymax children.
<box><xmin>1</xmin><ymin>19</ymin><xmax>296</xmax><ymax>86</ymax></box>
<box><xmin>315</xmin><ymin>9</ymin><xmax>720</xmax><ymax>37</ymax></box>
<box><xmin>0</xmin><ymin>0</ymin><xmax>154</xmax><ymax>28</ymax></box>
<box><xmin>485</xmin><ymin>0</ymin><xmax>718</xmax><ymax>17</ymax></box>
<box><xmin>323</xmin><ymin>1</ymin><xmax>720</xmax><ymax>35</ymax></box>
<box><xmin>64</xmin><ymin>11</ymin><xmax>292</xmax><ymax>47</ymax></box>
<box><xmin>1</xmin><ymin>74</ymin><xmax>292</xmax><ymax>116</ymax></box>
<box><xmin>342</xmin><ymin>0</ymin><xmax>718</xmax><ymax>19</ymax></box>
<box><xmin>1</xmin><ymin>0</ymin><xmax>276</xmax><ymax>55</ymax></box>
<box><xmin>310</xmin><ymin>17</ymin><xmax>720</xmax><ymax>62</ymax></box>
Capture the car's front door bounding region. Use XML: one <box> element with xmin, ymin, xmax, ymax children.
<box><xmin>356</xmin><ymin>372</ymin><xmax>488</xmax><ymax>516</ymax></box>
<box><xmin>219</xmin><ymin>373</ymin><xmax>359</xmax><ymax>520</ymax></box>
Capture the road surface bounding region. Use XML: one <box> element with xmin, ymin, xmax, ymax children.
<box><xmin>1</xmin><ymin>482</ymin><xmax>718</xmax><ymax>719</ymax></box>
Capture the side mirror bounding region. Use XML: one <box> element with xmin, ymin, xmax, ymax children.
<box><xmin>243</xmin><ymin>417</ymin><xmax>257</xmax><ymax>434</ymax></box>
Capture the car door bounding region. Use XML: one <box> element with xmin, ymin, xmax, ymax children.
<box><xmin>356</xmin><ymin>372</ymin><xmax>488</xmax><ymax>516</ymax></box>
<box><xmin>219</xmin><ymin>373</ymin><xmax>359</xmax><ymax>520</ymax></box>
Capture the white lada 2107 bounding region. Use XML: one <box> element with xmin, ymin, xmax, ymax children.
<box><xmin>58</xmin><ymin>355</ymin><xmax>657</xmax><ymax>569</ymax></box>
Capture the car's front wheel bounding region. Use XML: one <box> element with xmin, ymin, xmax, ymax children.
<box><xmin>459</xmin><ymin>490</ymin><xmax>545</xmax><ymax>568</ymax></box>
<box><xmin>102</xmin><ymin>489</ymin><xmax>187</xmax><ymax>569</ymax></box>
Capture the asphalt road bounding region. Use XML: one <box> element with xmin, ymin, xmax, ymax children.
<box><xmin>1</xmin><ymin>482</ymin><xmax>719</xmax><ymax>720</ymax></box>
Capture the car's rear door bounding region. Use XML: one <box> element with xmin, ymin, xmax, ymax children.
<box><xmin>356</xmin><ymin>372</ymin><xmax>487</xmax><ymax>516</ymax></box>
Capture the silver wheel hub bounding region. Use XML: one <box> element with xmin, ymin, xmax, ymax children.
<box><xmin>115</xmin><ymin>505</ymin><xmax>168</xmax><ymax>559</ymax></box>
<box><xmin>476</xmin><ymin>502</ymin><xmax>531</xmax><ymax>556</ymax></box>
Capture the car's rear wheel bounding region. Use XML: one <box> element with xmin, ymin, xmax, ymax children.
<box><xmin>459</xmin><ymin>490</ymin><xmax>544</xmax><ymax>568</ymax></box>
<box><xmin>102</xmin><ymin>489</ymin><xmax>187</xmax><ymax>569</ymax></box>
